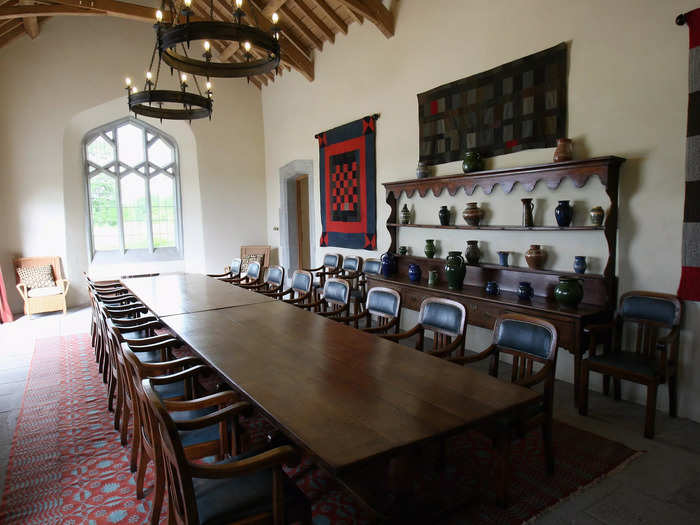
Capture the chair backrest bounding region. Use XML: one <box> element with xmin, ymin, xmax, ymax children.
<box><xmin>143</xmin><ymin>378</ymin><xmax>199</xmax><ymax>525</ymax></box>
<box><xmin>291</xmin><ymin>270</ymin><xmax>313</xmax><ymax>294</ymax></box>
<box><xmin>363</xmin><ymin>258</ymin><xmax>381</xmax><ymax>276</ymax></box>
<box><xmin>618</xmin><ymin>291</ymin><xmax>681</xmax><ymax>360</ymax></box>
<box><xmin>266</xmin><ymin>265</ymin><xmax>285</xmax><ymax>287</ymax></box>
<box><xmin>13</xmin><ymin>255</ymin><xmax>63</xmax><ymax>285</ymax></box>
<box><xmin>322</xmin><ymin>253</ymin><xmax>342</xmax><ymax>269</ymax></box>
<box><xmin>323</xmin><ymin>278</ymin><xmax>350</xmax><ymax>307</ymax></box>
<box><xmin>418</xmin><ymin>298</ymin><xmax>466</xmax><ymax>337</ymax></box>
<box><xmin>342</xmin><ymin>255</ymin><xmax>362</xmax><ymax>272</ymax></box>
<box><xmin>246</xmin><ymin>261</ymin><xmax>261</xmax><ymax>280</ymax></box>
<box><xmin>230</xmin><ymin>258</ymin><xmax>242</xmax><ymax>276</ymax></box>
<box><xmin>366</xmin><ymin>287</ymin><xmax>401</xmax><ymax>320</ymax></box>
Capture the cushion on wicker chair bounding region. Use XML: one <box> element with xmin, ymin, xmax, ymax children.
<box><xmin>17</xmin><ymin>265</ymin><xmax>55</xmax><ymax>289</ymax></box>
<box><xmin>27</xmin><ymin>286</ymin><xmax>63</xmax><ymax>298</ymax></box>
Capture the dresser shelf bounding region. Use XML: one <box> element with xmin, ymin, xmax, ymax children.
<box><xmin>388</xmin><ymin>223</ymin><xmax>604</xmax><ymax>232</ymax></box>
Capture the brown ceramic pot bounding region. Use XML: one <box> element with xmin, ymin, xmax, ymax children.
<box><xmin>553</xmin><ymin>138</ymin><xmax>573</xmax><ymax>162</ymax></box>
<box><xmin>462</xmin><ymin>202</ymin><xmax>484</xmax><ymax>227</ymax></box>
<box><xmin>525</xmin><ymin>244</ymin><xmax>547</xmax><ymax>270</ymax></box>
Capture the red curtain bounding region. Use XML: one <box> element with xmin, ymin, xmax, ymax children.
<box><xmin>0</xmin><ymin>265</ymin><xmax>14</xmax><ymax>323</ymax></box>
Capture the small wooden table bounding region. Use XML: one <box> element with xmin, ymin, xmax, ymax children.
<box><xmin>121</xmin><ymin>273</ymin><xmax>274</xmax><ymax>317</ymax></box>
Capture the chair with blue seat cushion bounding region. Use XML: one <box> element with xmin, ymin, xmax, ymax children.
<box><xmin>382</xmin><ymin>297</ymin><xmax>468</xmax><ymax>359</ymax></box>
<box><xmin>449</xmin><ymin>313</ymin><xmax>559</xmax><ymax>506</ymax></box>
<box><xmin>225</xmin><ymin>260</ymin><xmax>263</xmax><ymax>287</ymax></box>
<box><xmin>351</xmin><ymin>257</ymin><xmax>381</xmax><ymax>313</ymax></box>
<box><xmin>298</xmin><ymin>278</ymin><xmax>351</xmax><ymax>319</ymax></box>
<box><xmin>339</xmin><ymin>256</ymin><xmax>363</xmax><ymax>314</ymax></box>
<box><xmin>266</xmin><ymin>270</ymin><xmax>314</xmax><ymax>307</ymax></box>
<box><xmin>207</xmin><ymin>258</ymin><xmax>242</xmax><ymax>280</ymax></box>
<box><xmin>304</xmin><ymin>253</ymin><xmax>343</xmax><ymax>303</ymax></box>
<box><xmin>240</xmin><ymin>265</ymin><xmax>285</xmax><ymax>295</ymax></box>
<box><xmin>580</xmin><ymin>291</ymin><xmax>682</xmax><ymax>439</ymax></box>
<box><xmin>125</xmin><ymin>352</ymin><xmax>251</xmax><ymax>525</ymax></box>
<box><xmin>334</xmin><ymin>286</ymin><xmax>402</xmax><ymax>333</ymax></box>
<box><xmin>143</xmin><ymin>379</ymin><xmax>311</xmax><ymax>525</ymax></box>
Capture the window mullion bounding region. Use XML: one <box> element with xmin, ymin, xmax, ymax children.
<box><xmin>114</xmin><ymin>126</ymin><xmax>126</xmax><ymax>254</ymax></box>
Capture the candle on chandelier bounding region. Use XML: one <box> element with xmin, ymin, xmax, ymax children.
<box><xmin>244</xmin><ymin>41</ymin><xmax>251</xmax><ymax>52</ymax></box>
<box><xmin>272</xmin><ymin>12</ymin><xmax>279</xmax><ymax>24</ymax></box>
<box><xmin>184</xmin><ymin>0</ymin><xmax>191</xmax><ymax>6</ymax></box>
<box><xmin>125</xmin><ymin>77</ymin><xmax>132</xmax><ymax>87</ymax></box>
<box><xmin>155</xmin><ymin>9</ymin><xmax>163</xmax><ymax>22</ymax></box>
<box><xmin>204</xmin><ymin>41</ymin><xmax>211</xmax><ymax>52</ymax></box>
<box><xmin>146</xmin><ymin>71</ymin><xmax>152</xmax><ymax>80</ymax></box>
<box><xmin>131</xmin><ymin>86</ymin><xmax>138</xmax><ymax>94</ymax></box>
<box><xmin>181</xmin><ymin>73</ymin><xmax>188</xmax><ymax>83</ymax></box>
<box><xmin>236</xmin><ymin>0</ymin><xmax>243</xmax><ymax>8</ymax></box>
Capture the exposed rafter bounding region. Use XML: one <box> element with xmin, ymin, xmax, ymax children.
<box><xmin>311</xmin><ymin>0</ymin><xmax>347</xmax><ymax>35</ymax></box>
<box><xmin>0</xmin><ymin>19</ymin><xmax>24</xmax><ymax>46</ymax></box>
<box><xmin>0</xmin><ymin>5</ymin><xmax>102</xmax><ymax>19</ymax></box>
<box><xmin>294</xmin><ymin>0</ymin><xmax>333</xmax><ymax>43</ymax></box>
<box><xmin>262</xmin><ymin>0</ymin><xmax>286</xmax><ymax>18</ymax></box>
<box><xmin>335</xmin><ymin>0</ymin><xmax>393</xmax><ymax>37</ymax></box>
<box><xmin>278</xmin><ymin>3</ymin><xmax>322</xmax><ymax>50</ymax></box>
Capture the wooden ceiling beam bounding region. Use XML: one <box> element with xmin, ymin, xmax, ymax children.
<box><xmin>49</xmin><ymin>0</ymin><xmax>201</xmax><ymax>23</ymax></box>
<box><xmin>0</xmin><ymin>19</ymin><xmax>24</xmax><ymax>45</ymax></box>
<box><xmin>335</xmin><ymin>0</ymin><xmax>393</xmax><ymax>37</ymax></box>
<box><xmin>19</xmin><ymin>0</ymin><xmax>37</xmax><ymax>38</ymax></box>
<box><xmin>344</xmin><ymin>4</ymin><xmax>362</xmax><ymax>24</ymax></box>
<box><xmin>310</xmin><ymin>0</ymin><xmax>346</xmax><ymax>34</ymax></box>
<box><xmin>278</xmin><ymin>4</ymin><xmax>322</xmax><ymax>50</ymax></box>
<box><xmin>261</xmin><ymin>0</ymin><xmax>287</xmax><ymax>18</ymax></box>
<box><xmin>0</xmin><ymin>5</ymin><xmax>102</xmax><ymax>19</ymax></box>
<box><xmin>293</xmin><ymin>0</ymin><xmax>333</xmax><ymax>43</ymax></box>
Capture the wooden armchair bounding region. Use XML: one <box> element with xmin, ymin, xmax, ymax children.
<box><xmin>297</xmin><ymin>278</ymin><xmax>351</xmax><ymax>318</ymax></box>
<box><xmin>351</xmin><ymin>257</ymin><xmax>381</xmax><ymax>314</ymax></box>
<box><xmin>382</xmin><ymin>297</ymin><xmax>467</xmax><ymax>359</ymax></box>
<box><xmin>223</xmin><ymin>260</ymin><xmax>262</xmax><ymax>286</ymax></box>
<box><xmin>334</xmin><ymin>286</ymin><xmax>401</xmax><ymax>333</ymax></box>
<box><xmin>14</xmin><ymin>256</ymin><xmax>69</xmax><ymax>317</ymax></box>
<box><xmin>305</xmin><ymin>253</ymin><xmax>343</xmax><ymax>301</ymax></box>
<box><xmin>579</xmin><ymin>291</ymin><xmax>682</xmax><ymax>439</ymax></box>
<box><xmin>240</xmin><ymin>265</ymin><xmax>285</xmax><ymax>294</ymax></box>
<box><xmin>449</xmin><ymin>313</ymin><xmax>558</xmax><ymax>506</ymax></box>
<box><xmin>265</xmin><ymin>270</ymin><xmax>314</xmax><ymax>306</ymax></box>
<box><xmin>143</xmin><ymin>379</ymin><xmax>311</xmax><ymax>525</ymax></box>
<box><xmin>208</xmin><ymin>258</ymin><xmax>242</xmax><ymax>280</ymax></box>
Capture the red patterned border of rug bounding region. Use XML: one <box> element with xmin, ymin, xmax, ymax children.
<box><xmin>0</xmin><ymin>334</ymin><xmax>641</xmax><ymax>524</ymax></box>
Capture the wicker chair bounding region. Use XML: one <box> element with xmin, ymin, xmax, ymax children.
<box><xmin>14</xmin><ymin>256</ymin><xmax>70</xmax><ymax>317</ymax></box>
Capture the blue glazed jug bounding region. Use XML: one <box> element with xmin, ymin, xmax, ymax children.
<box><xmin>408</xmin><ymin>263</ymin><xmax>422</xmax><ymax>283</ymax></box>
<box><xmin>380</xmin><ymin>252</ymin><xmax>396</xmax><ymax>277</ymax></box>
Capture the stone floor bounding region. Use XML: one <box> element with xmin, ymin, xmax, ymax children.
<box><xmin>1</xmin><ymin>308</ymin><xmax>700</xmax><ymax>523</ymax></box>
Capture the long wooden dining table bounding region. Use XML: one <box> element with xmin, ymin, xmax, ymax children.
<box><xmin>122</xmin><ymin>273</ymin><xmax>541</xmax><ymax>519</ymax></box>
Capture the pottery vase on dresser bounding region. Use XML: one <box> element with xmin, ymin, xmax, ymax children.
<box><xmin>521</xmin><ymin>198</ymin><xmax>535</xmax><ymax>227</ymax></box>
<box><xmin>485</xmin><ymin>281</ymin><xmax>500</xmax><ymax>296</ymax></box>
<box><xmin>555</xmin><ymin>200</ymin><xmax>573</xmax><ymax>227</ymax></box>
<box><xmin>525</xmin><ymin>244</ymin><xmax>547</xmax><ymax>270</ymax></box>
<box><xmin>462</xmin><ymin>151</ymin><xmax>484</xmax><ymax>173</ymax></box>
<box><xmin>590</xmin><ymin>206</ymin><xmax>605</xmax><ymax>226</ymax></box>
<box><xmin>553</xmin><ymin>138</ymin><xmax>573</xmax><ymax>162</ymax></box>
<box><xmin>517</xmin><ymin>282</ymin><xmax>534</xmax><ymax>300</ymax></box>
<box><xmin>424</xmin><ymin>239</ymin><xmax>436</xmax><ymax>258</ymax></box>
<box><xmin>400</xmin><ymin>204</ymin><xmax>411</xmax><ymax>225</ymax></box>
<box><xmin>416</xmin><ymin>161</ymin><xmax>430</xmax><ymax>179</ymax></box>
<box><xmin>497</xmin><ymin>251</ymin><xmax>509</xmax><ymax>267</ymax></box>
<box><xmin>463</xmin><ymin>202</ymin><xmax>484</xmax><ymax>226</ymax></box>
<box><xmin>408</xmin><ymin>263</ymin><xmax>422</xmax><ymax>283</ymax></box>
<box><xmin>380</xmin><ymin>252</ymin><xmax>396</xmax><ymax>278</ymax></box>
<box><xmin>573</xmin><ymin>256</ymin><xmax>587</xmax><ymax>274</ymax></box>
<box><xmin>554</xmin><ymin>277</ymin><xmax>584</xmax><ymax>308</ymax></box>
<box><xmin>398</xmin><ymin>246</ymin><xmax>408</xmax><ymax>256</ymax></box>
<box><xmin>438</xmin><ymin>205</ymin><xmax>451</xmax><ymax>226</ymax></box>
<box><xmin>465</xmin><ymin>240</ymin><xmax>480</xmax><ymax>265</ymax></box>
<box><xmin>445</xmin><ymin>251</ymin><xmax>466</xmax><ymax>291</ymax></box>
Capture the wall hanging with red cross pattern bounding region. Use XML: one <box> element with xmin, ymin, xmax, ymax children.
<box><xmin>316</xmin><ymin>115</ymin><xmax>378</xmax><ymax>250</ymax></box>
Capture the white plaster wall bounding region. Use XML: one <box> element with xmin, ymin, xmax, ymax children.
<box><xmin>261</xmin><ymin>0</ymin><xmax>700</xmax><ymax>420</ymax></box>
<box><xmin>0</xmin><ymin>15</ymin><xmax>267</xmax><ymax>312</ymax></box>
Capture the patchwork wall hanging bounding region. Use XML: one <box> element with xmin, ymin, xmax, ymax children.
<box><xmin>679</xmin><ymin>9</ymin><xmax>700</xmax><ymax>301</ymax></box>
<box><xmin>316</xmin><ymin>115</ymin><xmax>378</xmax><ymax>250</ymax></box>
<box><xmin>417</xmin><ymin>42</ymin><xmax>567</xmax><ymax>165</ymax></box>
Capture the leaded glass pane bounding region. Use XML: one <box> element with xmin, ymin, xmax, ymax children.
<box><xmin>148</xmin><ymin>138</ymin><xmax>174</xmax><ymax>168</ymax></box>
<box><xmin>86</xmin><ymin>135</ymin><xmax>115</xmax><ymax>166</ymax></box>
<box><xmin>120</xmin><ymin>173</ymin><xmax>148</xmax><ymax>249</ymax></box>
<box><xmin>117</xmin><ymin>123</ymin><xmax>145</xmax><ymax>167</ymax></box>
<box><xmin>89</xmin><ymin>173</ymin><xmax>120</xmax><ymax>251</ymax></box>
<box><xmin>150</xmin><ymin>174</ymin><xmax>176</xmax><ymax>248</ymax></box>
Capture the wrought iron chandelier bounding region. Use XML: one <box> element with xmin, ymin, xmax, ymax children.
<box><xmin>157</xmin><ymin>0</ymin><xmax>281</xmax><ymax>79</ymax></box>
<box><xmin>124</xmin><ymin>10</ymin><xmax>213</xmax><ymax>122</ymax></box>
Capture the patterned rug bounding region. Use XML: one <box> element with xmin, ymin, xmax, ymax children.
<box><xmin>0</xmin><ymin>334</ymin><xmax>641</xmax><ymax>524</ymax></box>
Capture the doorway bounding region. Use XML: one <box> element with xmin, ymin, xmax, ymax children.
<box><xmin>295</xmin><ymin>175</ymin><xmax>311</xmax><ymax>270</ymax></box>
<box><xmin>278</xmin><ymin>159</ymin><xmax>316</xmax><ymax>278</ymax></box>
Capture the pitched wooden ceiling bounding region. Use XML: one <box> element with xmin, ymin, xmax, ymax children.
<box><xmin>0</xmin><ymin>0</ymin><xmax>396</xmax><ymax>88</ymax></box>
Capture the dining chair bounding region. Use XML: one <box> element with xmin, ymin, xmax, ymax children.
<box><xmin>340</xmin><ymin>255</ymin><xmax>363</xmax><ymax>313</ymax></box>
<box><xmin>224</xmin><ymin>260</ymin><xmax>263</xmax><ymax>286</ymax></box>
<box><xmin>579</xmin><ymin>291</ymin><xmax>682</xmax><ymax>438</ymax></box>
<box><xmin>351</xmin><ymin>257</ymin><xmax>381</xmax><ymax>314</ymax></box>
<box><xmin>305</xmin><ymin>253</ymin><xmax>343</xmax><ymax>302</ymax></box>
<box><xmin>123</xmin><ymin>345</ymin><xmax>250</xmax><ymax>525</ymax></box>
<box><xmin>334</xmin><ymin>286</ymin><xmax>402</xmax><ymax>333</ymax></box>
<box><xmin>265</xmin><ymin>270</ymin><xmax>314</xmax><ymax>307</ymax></box>
<box><xmin>207</xmin><ymin>258</ymin><xmax>242</xmax><ymax>280</ymax></box>
<box><xmin>240</xmin><ymin>265</ymin><xmax>285</xmax><ymax>294</ymax></box>
<box><xmin>298</xmin><ymin>278</ymin><xmax>351</xmax><ymax>318</ymax></box>
<box><xmin>382</xmin><ymin>297</ymin><xmax>467</xmax><ymax>358</ymax></box>
<box><xmin>143</xmin><ymin>379</ymin><xmax>312</xmax><ymax>525</ymax></box>
<box><xmin>450</xmin><ymin>313</ymin><xmax>559</xmax><ymax>506</ymax></box>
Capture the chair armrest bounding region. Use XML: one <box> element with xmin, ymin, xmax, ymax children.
<box><xmin>296</xmin><ymin>298</ymin><xmax>323</xmax><ymax>310</ymax></box>
<box><xmin>262</xmin><ymin>288</ymin><xmax>291</xmax><ymax>298</ymax></box>
<box><xmin>15</xmin><ymin>283</ymin><xmax>28</xmax><ymax>301</ymax></box>
<box><xmin>426</xmin><ymin>335</ymin><xmax>465</xmax><ymax>358</ymax></box>
<box><xmin>113</xmin><ymin>315</ymin><xmax>159</xmax><ymax>328</ymax></box>
<box><xmin>516</xmin><ymin>363</ymin><xmax>552</xmax><ymax>389</ymax></box>
<box><xmin>381</xmin><ymin>324</ymin><xmax>422</xmax><ymax>341</ymax></box>
<box><xmin>318</xmin><ymin>305</ymin><xmax>348</xmax><ymax>318</ymax></box>
<box><xmin>124</xmin><ymin>338</ymin><xmax>181</xmax><ymax>353</ymax></box>
<box><xmin>99</xmin><ymin>294</ymin><xmax>138</xmax><ymax>304</ymax></box>
<box><xmin>284</xmin><ymin>292</ymin><xmax>312</xmax><ymax>304</ymax></box>
<box><xmin>58</xmin><ymin>279</ymin><xmax>70</xmax><ymax>295</ymax></box>
<box><xmin>164</xmin><ymin>390</ymin><xmax>242</xmax><ymax>411</ymax></box>
<box><xmin>657</xmin><ymin>326</ymin><xmax>681</xmax><ymax>349</ymax></box>
<box><xmin>448</xmin><ymin>344</ymin><xmax>497</xmax><ymax>365</ymax></box>
<box><xmin>303</xmin><ymin>265</ymin><xmax>323</xmax><ymax>272</ymax></box>
<box><xmin>125</xmin><ymin>334</ymin><xmax>177</xmax><ymax>346</ymax></box>
<box><xmin>188</xmin><ymin>446</ymin><xmax>298</xmax><ymax>479</ymax></box>
<box><xmin>332</xmin><ymin>310</ymin><xmax>369</xmax><ymax>325</ymax></box>
<box><xmin>174</xmin><ymin>401</ymin><xmax>252</xmax><ymax>431</ymax></box>
<box><xmin>115</xmin><ymin>320</ymin><xmax>162</xmax><ymax>333</ymax></box>
<box><xmin>363</xmin><ymin>318</ymin><xmax>399</xmax><ymax>334</ymax></box>
<box><xmin>207</xmin><ymin>272</ymin><xmax>231</xmax><ymax>278</ymax></box>
<box><xmin>149</xmin><ymin>364</ymin><xmax>213</xmax><ymax>386</ymax></box>
<box><xmin>239</xmin><ymin>281</ymin><xmax>266</xmax><ymax>289</ymax></box>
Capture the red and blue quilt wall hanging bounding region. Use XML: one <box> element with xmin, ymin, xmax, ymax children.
<box><xmin>316</xmin><ymin>115</ymin><xmax>378</xmax><ymax>250</ymax></box>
